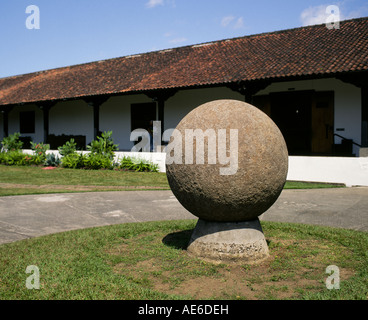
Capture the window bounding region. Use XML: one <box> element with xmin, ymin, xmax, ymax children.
<box><xmin>19</xmin><ymin>111</ymin><xmax>35</xmax><ymax>134</ymax></box>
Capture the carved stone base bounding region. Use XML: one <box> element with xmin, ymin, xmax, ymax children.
<box><xmin>187</xmin><ymin>219</ymin><xmax>269</xmax><ymax>265</ymax></box>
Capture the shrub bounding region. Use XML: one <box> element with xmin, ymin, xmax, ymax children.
<box><xmin>61</xmin><ymin>152</ymin><xmax>114</xmax><ymax>170</ymax></box>
<box><xmin>7</xmin><ymin>151</ymin><xmax>26</xmax><ymax>165</ymax></box>
<box><xmin>119</xmin><ymin>156</ymin><xmax>159</xmax><ymax>172</ymax></box>
<box><xmin>0</xmin><ymin>151</ymin><xmax>10</xmax><ymax>165</ymax></box>
<box><xmin>119</xmin><ymin>156</ymin><xmax>136</xmax><ymax>171</ymax></box>
<box><xmin>87</xmin><ymin>131</ymin><xmax>118</xmax><ymax>158</ymax></box>
<box><xmin>1</xmin><ymin>133</ymin><xmax>23</xmax><ymax>152</ymax></box>
<box><xmin>0</xmin><ymin>150</ymin><xmax>46</xmax><ymax>166</ymax></box>
<box><xmin>83</xmin><ymin>153</ymin><xmax>114</xmax><ymax>170</ymax></box>
<box><xmin>23</xmin><ymin>154</ymin><xmax>44</xmax><ymax>166</ymax></box>
<box><xmin>0</xmin><ymin>150</ymin><xmax>27</xmax><ymax>166</ymax></box>
<box><xmin>30</xmin><ymin>142</ymin><xmax>49</xmax><ymax>160</ymax></box>
<box><xmin>45</xmin><ymin>153</ymin><xmax>61</xmax><ymax>167</ymax></box>
<box><xmin>61</xmin><ymin>153</ymin><xmax>87</xmax><ymax>169</ymax></box>
<box><xmin>58</xmin><ymin>139</ymin><xmax>77</xmax><ymax>157</ymax></box>
<box><xmin>0</xmin><ymin>152</ymin><xmax>6</xmax><ymax>164</ymax></box>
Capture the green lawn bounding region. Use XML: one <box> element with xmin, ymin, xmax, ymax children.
<box><xmin>284</xmin><ymin>181</ymin><xmax>344</xmax><ymax>189</ymax></box>
<box><xmin>0</xmin><ymin>166</ymin><xmax>362</xmax><ymax>300</ymax></box>
<box><xmin>0</xmin><ymin>219</ymin><xmax>366</xmax><ymax>300</ymax></box>
<box><xmin>0</xmin><ymin>165</ymin><xmax>170</xmax><ymax>196</ymax></box>
<box><xmin>0</xmin><ymin>165</ymin><xmax>344</xmax><ymax>196</ymax></box>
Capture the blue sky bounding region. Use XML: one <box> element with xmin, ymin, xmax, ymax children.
<box><xmin>0</xmin><ymin>0</ymin><xmax>367</xmax><ymax>78</ymax></box>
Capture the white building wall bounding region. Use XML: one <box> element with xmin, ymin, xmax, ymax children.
<box><xmin>8</xmin><ymin>104</ymin><xmax>44</xmax><ymax>143</ymax></box>
<box><xmin>3</xmin><ymin>80</ymin><xmax>361</xmax><ymax>158</ymax></box>
<box><xmin>99</xmin><ymin>94</ymin><xmax>152</xmax><ymax>151</ymax></box>
<box><xmin>99</xmin><ymin>88</ymin><xmax>244</xmax><ymax>151</ymax></box>
<box><xmin>165</xmin><ymin>87</ymin><xmax>245</xmax><ymax>130</ymax></box>
<box><xmin>49</xmin><ymin>100</ymin><xmax>94</xmax><ymax>145</ymax></box>
<box><xmin>256</xmin><ymin>78</ymin><xmax>362</xmax><ymax>155</ymax></box>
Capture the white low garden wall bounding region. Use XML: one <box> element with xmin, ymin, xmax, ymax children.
<box><xmin>141</xmin><ymin>154</ymin><xmax>368</xmax><ymax>187</ymax></box>
<box><xmin>142</xmin><ymin>153</ymin><xmax>368</xmax><ymax>187</ymax></box>
<box><xmin>287</xmin><ymin>156</ymin><xmax>368</xmax><ymax>187</ymax></box>
<box><xmin>24</xmin><ymin>150</ymin><xmax>368</xmax><ymax>187</ymax></box>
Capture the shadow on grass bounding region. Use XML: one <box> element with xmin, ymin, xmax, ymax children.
<box><xmin>162</xmin><ymin>229</ymin><xmax>193</xmax><ymax>250</ymax></box>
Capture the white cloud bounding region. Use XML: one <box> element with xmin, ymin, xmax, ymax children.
<box><xmin>300</xmin><ymin>5</ymin><xmax>329</xmax><ymax>26</ymax></box>
<box><xmin>164</xmin><ymin>32</ymin><xmax>173</xmax><ymax>37</ymax></box>
<box><xmin>221</xmin><ymin>16</ymin><xmax>235</xmax><ymax>27</ymax></box>
<box><xmin>300</xmin><ymin>3</ymin><xmax>368</xmax><ymax>27</ymax></box>
<box><xmin>221</xmin><ymin>15</ymin><xmax>245</xmax><ymax>29</ymax></box>
<box><xmin>169</xmin><ymin>37</ymin><xmax>188</xmax><ymax>44</ymax></box>
<box><xmin>164</xmin><ymin>31</ymin><xmax>188</xmax><ymax>45</ymax></box>
<box><xmin>146</xmin><ymin>0</ymin><xmax>164</xmax><ymax>8</ymax></box>
<box><xmin>234</xmin><ymin>17</ymin><xmax>244</xmax><ymax>29</ymax></box>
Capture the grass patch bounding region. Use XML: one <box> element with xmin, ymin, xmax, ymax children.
<box><xmin>284</xmin><ymin>181</ymin><xmax>345</xmax><ymax>189</ymax></box>
<box><xmin>0</xmin><ymin>165</ymin><xmax>170</xmax><ymax>196</ymax></box>
<box><xmin>0</xmin><ymin>220</ymin><xmax>366</xmax><ymax>300</ymax></box>
<box><xmin>0</xmin><ymin>165</ymin><xmax>343</xmax><ymax>196</ymax></box>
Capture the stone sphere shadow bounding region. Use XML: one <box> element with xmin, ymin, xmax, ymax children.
<box><xmin>162</xmin><ymin>229</ymin><xmax>193</xmax><ymax>250</ymax></box>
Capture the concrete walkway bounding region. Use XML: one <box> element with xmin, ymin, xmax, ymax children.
<box><xmin>0</xmin><ymin>187</ymin><xmax>367</xmax><ymax>245</ymax></box>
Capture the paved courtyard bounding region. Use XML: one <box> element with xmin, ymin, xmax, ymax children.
<box><xmin>0</xmin><ymin>187</ymin><xmax>367</xmax><ymax>245</ymax></box>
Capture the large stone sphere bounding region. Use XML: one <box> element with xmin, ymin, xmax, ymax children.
<box><xmin>166</xmin><ymin>99</ymin><xmax>288</xmax><ymax>222</ymax></box>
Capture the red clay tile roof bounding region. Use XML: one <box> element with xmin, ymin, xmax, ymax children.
<box><xmin>1</xmin><ymin>17</ymin><xmax>367</xmax><ymax>106</ymax></box>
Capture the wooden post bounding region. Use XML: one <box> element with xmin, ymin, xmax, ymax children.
<box><xmin>42</xmin><ymin>106</ymin><xmax>50</xmax><ymax>143</ymax></box>
<box><xmin>146</xmin><ymin>89</ymin><xmax>177</xmax><ymax>148</ymax></box>
<box><xmin>1</xmin><ymin>107</ymin><xmax>10</xmax><ymax>138</ymax></box>
<box><xmin>92</xmin><ymin>103</ymin><xmax>100</xmax><ymax>141</ymax></box>
<box><xmin>37</xmin><ymin>102</ymin><xmax>55</xmax><ymax>144</ymax></box>
<box><xmin>157</xmin><ymin>98</ymin><xmax>165</xmax><ymax>137</ymax></box>
<box><xmin>85</xmin><ymin>96</ymin><xmax>109</xmax><ymax>140</ymax></box>
<box><xmin>362</xmin><ymin>85</ymin><xmax>368</xmax><ymax>147</ymax></box>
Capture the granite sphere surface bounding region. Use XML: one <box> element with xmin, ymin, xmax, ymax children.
<box><xmin>166</xmin><ymin>99</ymin><xmax>288</xmax><ymax>222</ymax></box>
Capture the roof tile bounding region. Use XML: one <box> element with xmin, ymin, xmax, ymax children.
<box><xmin>0</xmin><ymin>17</ymin><xmax>367</xmax><ymax>106</ymax></box>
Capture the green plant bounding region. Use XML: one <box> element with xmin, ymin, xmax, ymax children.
<box><xmin>61</xmin><ymin>153</ymin><xmax>87</xmax><ymax>169</ymax></box>
<box><xmin>0</xmin><ymin>152</ymin><xmax>6</xmax><ymax>164</ymax></box>
<box><xmin>134</xmin><ymin>159</ymin><xmax>159</xmax><ymax>172</ymax></box>
<box><xmin>30</xmin><ymin>142</ymin><xmax>49</xmax><ymax>160</ymax></box>
<box><xmin>45</xmin><ymin>153</ymin><xmax>61</xmax><ymax>167</ymax></box>
<box><xmin>119</xmin><ymin>156</ymin><xmax>159</xmax><ymax>172</ymax></box>
<box><xmin>61</xmin><ymin>152</ymin><xmax>113</xmax><ymax>170</ymax></box>
<box><xmin>23</xmin><ymin>154</ymin><xmax>44</xmax><ymax>166</ymax></box>
<box><xmin>87</xmin><ymin>131</ymin><xmax>118</xmax><ymax>158</ymax></box>
<box><xmin>0</xmin><ymin>150</ymin><xmax>24</xmax><ymax>165</ymax></box>
<box><xmin>0</xmin><ymin>150</ymin><xmax>47</xmax><ymax>167</ymax></box>
<box><xmin>83</xmin><ymin>153</ymin><xmax>113</xmax><ymax>170</ymax></box>
<box><xmin>1</xmin><ymin>132</ymin><xmax>23</xmax><ymax>152</ymax></box>
<box><xmin>58</xmin><ymin>139</ymin><xmax>77</xmax><ymax>157</ymax></box>
<box><xmin>119</xmin><ymin>156</ymin><xmax>136</xmax><ymax>171</ymax></box>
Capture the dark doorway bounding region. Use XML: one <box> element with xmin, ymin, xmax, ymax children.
<box><xmin>19</xmin><ymin>111</ymin><xmax>35</xmax><ymax>134</ymax></box>
<box><xmin>131</xmin><ymin>102</ymin><xmax>156</xmax><ymax>150</ymax></box>
<box><xmin>270</xmin><ymin>91</ymin><xmax>312</xmax><ymax>155</ymax></box>
<box><xmin>131</xmin><ymin>102</ymin><xmax>156</xmax><ymax>132</ymax></box>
